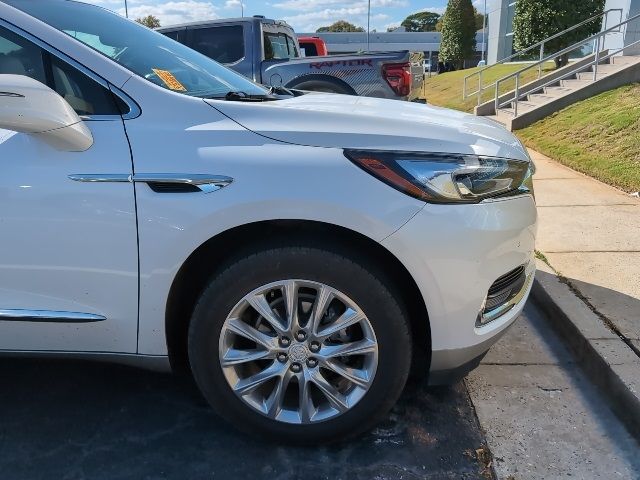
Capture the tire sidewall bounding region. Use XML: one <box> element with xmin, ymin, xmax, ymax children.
<box><xmin>188</xmin><ymin>246</ymin><xmax>411</xmax><ymax>443</ymax></box>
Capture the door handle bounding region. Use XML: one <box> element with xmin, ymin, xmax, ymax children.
<box><xmin>69</xmin><ymin>173</ymin><xmax>233</xmax><ymax>194</ymax></box>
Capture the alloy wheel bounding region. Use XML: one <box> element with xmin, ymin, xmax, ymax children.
<box><xmin>219</xmin><ymin>279</ymin><xmax>379</xmax><ymax>424</ymax></box>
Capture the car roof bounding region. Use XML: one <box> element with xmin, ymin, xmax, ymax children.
<box><xmin>157</xmin><ymin>17</ymin><xmax>293</xmax><ymax>32</ymax></box>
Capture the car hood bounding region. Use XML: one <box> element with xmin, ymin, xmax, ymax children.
<box><xmin>206</xmin><ymin>93</ymin><xmax>529</xmax><ymax>161</ymax></box>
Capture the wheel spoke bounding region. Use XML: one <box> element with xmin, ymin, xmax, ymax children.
<box><xmin>309</xmin><ymin>369</ymin><xmax>349</xmax><ymax>412</ymax></box>
<box><xmin>265</xmin><ymin>369</ymin><xmax>293</xmax><ymax>418</ymax></box>
<box><xmin>316</xmin><ymin>307</ymin><xmax>364</xmax><ymax>340</ymax></box>
<box><xmin>221</xmin><ymin>347</ymin><xmax>272</xmax><ymax>367</ymax></box>
<box><xmin>309</xmin><ymin>284</ymin><xmax>334</xmax><ymax>335</ymax></box>
<box><xmin>233</xmin><ymin>362</ymin><xmax>284</xmax><ymax>396</ymax></box>
<box><xmin>298</xmin><ymin>371</ymin><xmax>315</xmax><ymax>423</ymax></box>
<box><xmin>320</xmin><ymin>339</ymin><xmax>377</xmax><ymax>359</ymax></box>
<box><xmin>247</xmin><ymin>293</ymin><xmax>288</xmax><ymax>335</ymax></box>
<box><xmin>225</xmin><ymin>317</ymin><xmax>276</xmax><ymax>350</ymax></box>
<box><xmin>282</xmin><ymin>280</ymin><xmax>298</xmax><ymax>331</ymax></box>
<box><xmin>324</xmin><ymin>359</ymin><xmax>370</xmax><ymax>388</ymax></box>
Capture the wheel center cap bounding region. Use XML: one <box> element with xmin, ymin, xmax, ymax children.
<box><xmin>288</xmin><ymin>344</ymin><xmax>308</xmax><ymax>363</ymax></box>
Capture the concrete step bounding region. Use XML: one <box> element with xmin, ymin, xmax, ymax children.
<box><xmin>497</xmin><ymin>102</ymin><xmax>537</xmax><ymax>117</ymax></box>
<box><xmin>612</xmin><ymin>55</ymin><xmax>640</xmax><ymax>66</ymax></box>
<box><xmin>589</xmin><ymin>63</ymin><xmax>622</xmax><ymax>74</ymax></box>
<box><xmin>560</xmin><ymin>78</ymin><xmax>593</xmax><ymax>88</ymax></box>
<box><xmin>475</xmin><ymin>52</ymin><xmax>640</xmax><ymax>131</ymax></box>
<box><xmin>544</xmin><ymin>85</ymin><xmax>574</xmax><ymax>96</ymax></box>
<box><xmin>527</xmin><ymin>93</ymin><xmax>559</xmax><ymax>105</ymax></box>
<box><xmin>577</xmin><ymin>71</ymin><xmax>612</xmax><ymax>80</ymax></box>
<box><xmin>485</xmin><ymin>114</ymin><xmax>505</xmax><ymax>126</ymax></box>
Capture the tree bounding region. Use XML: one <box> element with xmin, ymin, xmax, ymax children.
<box><xmin>316</xmin><ymin>20</ymin><xmax>365</xmax><ymax>33</ymax></box>
<box><xmin>474</xmin><ymin>8</ymin><xmax>485</xmax><ymax>31</ymax></box>
<box><xmin>439</xmin><ymin>0</ymin><xmax>477</xmax><ymax>68</ymax></box>
<box><xmin>136</xmin><ymin>15</ymin><xmax>161</xmax><ymax>28</ymax></box>
<box><xmin>437</xmin><ymin>7</ymin><xmax>484</xmax><ymax>32</ymax></box>
<box><xmin>513</xmin><ymin>0</ymin><xmax>605</xmax><ymax>68</ymax></box>
<box><xmin>400</xmin><ymin>11</ymin><xmax>441</xmax><ymax>32</ymax></box>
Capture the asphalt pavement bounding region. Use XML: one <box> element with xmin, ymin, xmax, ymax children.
<box><xmin>3</xmin><ymin>301</ymin><xmax>637</xmax><ymax>479</ymax></box>
<box><xmin>0</xmin><ymin>344</ymin><xmax>489</xmax><ymax>479</ymax></box>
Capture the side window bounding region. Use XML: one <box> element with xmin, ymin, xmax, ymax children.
<box><xmin>48</xmin><ymin>55</ymin><xmax>123</xmax><ymax>116</ymax></box>
<box><xmin>188</xmin><ymin>25</ymin><xmax>245</xmax><ymax>64</ymax></box>
<box><xmin>0</xmin><ymin>25</ymin><xmax>47</xmax><ymax>82</ymax></box>
<box><xmin>0</xmin><ymin>25</ymin><xmax>122</xmax><ymax>116</ymax></box>
<box><xmin>264</xmin><ymin>32</ymin><xmax>299</xmax><ymax>60</ymax></box>
<box><xmin>286</xmin><ymin>35</ymin><xmax>299</xmax><ymax>58</ymax></box>
<box><xmin>301</xmin><ymin>43</ymin><xmax>318</xmax><ymax>57</ymax></box>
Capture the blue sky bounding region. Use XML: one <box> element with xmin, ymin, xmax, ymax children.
<box><xmin>85</xmin><ymin>0</ymin><xmax>490</xmax><ymax>33</ymax></box>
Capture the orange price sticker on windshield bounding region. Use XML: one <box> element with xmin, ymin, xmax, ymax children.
<box><xmin>152</xmin><ymin>68</ymin><xmax>187</xmax><ymax>91</ymax></box>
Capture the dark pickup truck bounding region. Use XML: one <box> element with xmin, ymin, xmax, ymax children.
<box><xmin>158</xmin><ymin>17</ymin><xmax>424</xmax><ymax>101</ymax></box>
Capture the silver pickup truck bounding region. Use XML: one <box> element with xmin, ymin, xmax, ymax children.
<box><xmin>158</xmin><ymin>17</ymin><xmax>424</xmax><ymax>101</ymax></box>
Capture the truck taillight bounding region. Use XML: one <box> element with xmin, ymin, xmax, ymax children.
<box><xmin>382</xmin><ymin>62</ymin><xmax>411</xmax><ymax>97</ymax></box>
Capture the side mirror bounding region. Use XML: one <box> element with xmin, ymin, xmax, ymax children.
<box><xmin>0</xmin><ymin>74</ymin><xmax>93</xmax><ymax>151</ymax></box>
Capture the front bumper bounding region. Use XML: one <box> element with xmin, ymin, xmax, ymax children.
<box><xmin>381</xmin><ymin>194</ymin><xmax>537</xmax><ymax>384</ymax></box>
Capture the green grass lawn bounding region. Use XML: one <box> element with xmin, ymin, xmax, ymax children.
<box><xmin>518</xmin><ymin>83</ymin><xmax>640</xmax><ymax>193</ymax></box>
<box><xmin>422</xmin><ymin>62</ymin><xmax>555</xmax><ymax>113</ymax></box>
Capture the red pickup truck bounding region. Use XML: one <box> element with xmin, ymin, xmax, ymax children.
<box><xmin>298</xmin><ymin>36</ymin><xmax>328</xmax><ymax>56</ymax></box>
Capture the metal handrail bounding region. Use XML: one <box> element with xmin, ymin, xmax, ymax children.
<box><xmin>494</xmin><ymin>10</ymin><xmax>640</xmax><ymax>116</ymax></box>
<box><xmin>498</xmin><ymin>38</ymin><xmax>640</xmax><ymax>117</ymax></box>
<box><xmin>462</xmin><ymin>8</ymin><xmax>623</xmax><ymax>105</ymax></box>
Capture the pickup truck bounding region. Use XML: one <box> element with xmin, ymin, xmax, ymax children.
<box><xmin>158</xmin><ymin>17</ymin><xmax>424</xmax><ymax>101</ymax></box>
<box><xmin>298</xmin><ymin>36</ymin><xmax>329</xmax><ymax>56</ymax></box>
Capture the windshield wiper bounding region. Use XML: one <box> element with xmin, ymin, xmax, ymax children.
<box><xmin>207</xmin><ymin>91</ymin><xmax>279</xmax><ymax>102</ymax></box>
<box><xmin>267</xmin><ymin>85</ymin><xmax>297</xmax><ymax>97</ymax></box>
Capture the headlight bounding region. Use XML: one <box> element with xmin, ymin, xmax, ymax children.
<box><xmin>345</xmin><ymin>150</ymin><xmax>534</xmax><ymax>204</ymax></box>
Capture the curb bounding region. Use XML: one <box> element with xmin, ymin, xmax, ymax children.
<box><xmin>530</xmin><ymin>259</ymin><xmax>640</xmax><ymax>441</ymax></box>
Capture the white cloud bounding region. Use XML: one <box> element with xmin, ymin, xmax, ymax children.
<box><xmin>83</xmin><ymin>0</ymin><xmax>219</xmax><ymax>25</ymax></box>
<box><xmin>416</xmin><ymin>6</ymin><xmax>446</xmax><ymax>15</ymax></box>
<box><xmin>269</xmin><ymin>0</ymin><xmax>403</xmax><ymax>31</ymax></box>
<box><xmin>273</xmin><ymin>0</ymin><xmax>407</xmax><ymax>12</ymax></box>
<box><xmin>283</xmin><ymin>8</ymin><xmax>390</xmax><ymax>32</ymax></box>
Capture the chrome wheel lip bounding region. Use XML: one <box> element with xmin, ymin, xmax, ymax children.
<box><xmin>219</xmin><ymin>279</ymin><xmax>379</xmax><ymax>425</ymax></box>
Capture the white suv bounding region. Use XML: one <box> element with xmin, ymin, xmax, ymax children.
<box><xmin>0</xmin><ymin>0</ymin><xmax>537</xmax><ymax>442</ymax></box>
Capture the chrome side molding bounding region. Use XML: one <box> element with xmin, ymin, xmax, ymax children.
<box><xmin>0</xmin><ymin>309</ymin><xmax>106</xmax><ymax>323</ymax></box>
<box><xmin>69</xmin><ymin>173</ymin><xmax>233</xmax><ymax>194</ymax></box>
<box><xmin>0</xmin><ymin>91</ymin><xmax>24</xmax><ymax>98</ymax></box>
<box><xmin>68</xmin><ymin>174</ymin><xmax>131</xmax><ymax>183</ymax></box>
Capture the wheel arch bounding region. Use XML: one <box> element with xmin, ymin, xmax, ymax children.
<box><xmin>165</xmin><ymin>219</ymin><xmax>430</xmax><ymax>376</ymax></box>
<box><xmin>285</xmin><ymin>74</ymin><xmax>357</xmax><ymax>95</ymax></box>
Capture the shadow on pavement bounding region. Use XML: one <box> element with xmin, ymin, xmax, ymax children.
<box><xmin>0</xmin><ymin>358</ymin><xmax>489</xmax><ymax>480</ymax></box>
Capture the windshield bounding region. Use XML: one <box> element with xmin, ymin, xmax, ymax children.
<box><xmin>5</xmin><ymin>0</ymin><xmax>268</xmax><ymax>98</ymax></box>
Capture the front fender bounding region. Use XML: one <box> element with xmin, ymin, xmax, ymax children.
<box><xmin>134</xmin><ymin>141</ymin><xmax>424</xmax><ymax>354</ymax></box>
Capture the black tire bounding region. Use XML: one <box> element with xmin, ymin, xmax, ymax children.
<box><xmin>187</xmin><ymin>245</ymin><xmax>412</xmax><ymax>444</ymax></box>
<box><xmin>288</xmin><ymin>78</ymin><xmax>353</xmax><ymax>95</ymax></box>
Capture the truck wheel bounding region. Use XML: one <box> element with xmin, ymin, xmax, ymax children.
<box><xmin>289</xmin><ymin>78</ymin><xmax>353</xmax><ymax>95</ymax></box>
<box><xmin>187</xmin><ymin>245</ymin><xmax>412</xmax><ymax>443</ymax></box>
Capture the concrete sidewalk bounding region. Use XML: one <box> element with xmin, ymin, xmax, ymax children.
<box><xmin>529</xmin><ymin>148</ymin><xmax>640</xmax><ymax>437</ymax></box>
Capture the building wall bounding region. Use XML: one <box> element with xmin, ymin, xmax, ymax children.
<box><xmin>602</xmin><ymin>0</ymin><xmax>640</xmax><ymax>54</ymax></box>
<box><xmin>487</xmin><ymin>0</ymin><xmax>515</xmax><ymax>64</ymax></box>
<box><xmin>486</xmin><ymin>0</ymin><xmax>640</xmax><ymax>65</ymax></box>
<box><xmin>299</xmin><ymin>31</ymin><xmax>487</xmax><ymax>64</ymax></box>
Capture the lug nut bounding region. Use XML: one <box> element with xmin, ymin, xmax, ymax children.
<box><xmin>279</xmin><ymin>336</ymin><xmax>291</xmax><ymax>347</ymax></box>
<box><xmin>309</xmin><ymin>341</ymin><xmax>321</xmax><ymax>353</ymax></box>
<box><xmin>295</xmin><ymin>331</ymin><xmax>307</xmax><ymax>342</ymax></box>
<box><xmin>277</xmin><ymin>353</ymin><xmax>288</xmax><ymax>363</ymax></box>
<box><xmin>290</xmin><ymin>362</ymin><xmax>302</xmax><ymax>373</ymax></box>
<box><xmin>306</xmin><ymin>358</ymin><xmax>318</xmax><ymax>368</ymax></box>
